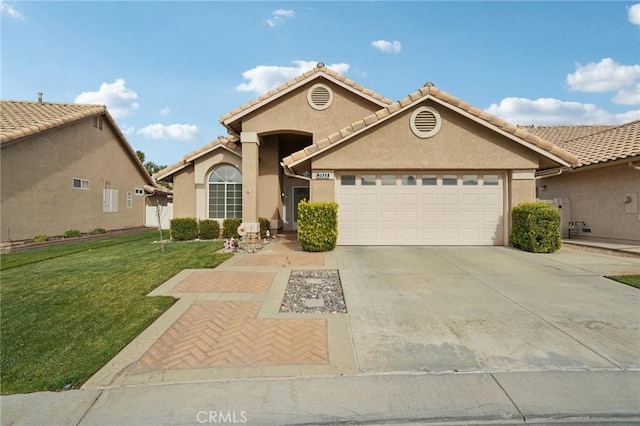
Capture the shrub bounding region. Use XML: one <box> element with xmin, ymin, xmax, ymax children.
<box><xmin>170</xmin><ymin>217</ymin><xmax>198</xmax><ymax>241</ymax></box>
<box><xmin>199</xmin><ymin>219</ymin><xmax>220</xmax><ymax>240</ymax></box>
<box><xmin>510</xmin><ymin>202</ymin><xmax>561</xmax><ymax>253</ymax></box>
<box><xmin>63</xmin><ymin>229</ymin><xmax>81</xmax><ymax>238</ymax></box>
<box><xmin>259</xmin><ymin>217</ymin><xmax>271</xmax><ymax>239</ymax></box>
<box><xmin>32</xmin><ymin>235</ymin><xmax>48</xmax><ymax>243</ymax></box>
<box><xmin>89</xmin><ymin>228</ymin><xmax>106</xmax><ymax>235</ymax></box>
<box><xmin>222</xmin><ymin>218</ymin><xmax>242</xmax><ymax>238</ymax></box>
<box><xmin>298</xmin><ymin>200</ymin><xmax>338</xmax><ymax>252</ymax></box>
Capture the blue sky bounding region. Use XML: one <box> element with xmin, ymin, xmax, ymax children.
<box><xmin>2</xmin><ymin>1</ymin><xmax>639</xmax><ymax>167</ymax></box>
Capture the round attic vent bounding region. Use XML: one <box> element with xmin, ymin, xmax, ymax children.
<box><xmin>307</xmin><ymin>83</ymin><xmax>333</xmax><ymax>111</ymax></box>
<box><xmin>410</xmin><ymin>106</ymin><xmax>441</xmax><ymax>138</ymax></box>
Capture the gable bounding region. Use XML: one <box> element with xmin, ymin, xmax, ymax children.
<box><xmin>313</xmin><ymin>100</ymin><xmax>540</xmax><ymax>170</ymax></box>
<box><xmin>220</xmin><ymin>64</ymin><xmax>392</xmax><ymax>135</ymax></box>
<box><xmin>282</xmin><ymin>84</ymin><xmax>578</xmax><ymax>173</ymax></box>
<box><xmin>241</xmin><ymin>77</ymin><xmax>385</xmax><ymax>140</ymax></box>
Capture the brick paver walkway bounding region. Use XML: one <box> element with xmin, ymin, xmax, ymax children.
<box><xmin>171</xmin><ymin>271</ymin><xmax>276</xmax><ymax>293</ymax></box>
<box><xmin>131</xmin><ymin>301</ymin><xmax>328</xmax><ymax>372</ymax></box>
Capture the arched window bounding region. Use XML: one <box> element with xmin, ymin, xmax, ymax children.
<box><xmin>208</xmin><ymin>165</ymin><xmax>242</xmax><ymax>219</ymax></box>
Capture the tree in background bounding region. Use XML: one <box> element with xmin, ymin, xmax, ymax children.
<box><xmin>136</xmin><ymin>150</ymin><xmax>171</xmax><ymax>188</ymax></box>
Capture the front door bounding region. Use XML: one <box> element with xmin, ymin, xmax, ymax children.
<box><xmin>292</xmin><ymin>187</ymin><xmax>310</xmax><ymax>230</ymax></box>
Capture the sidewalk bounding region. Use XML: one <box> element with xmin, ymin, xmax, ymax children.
<box><xmin>562</xmin><ymin>237</ymin><xmax>640</xmax><ymax>257</ymax></box>
<box><xmin>3</xmin><ymin>370</ymin><xmax>639</xmax><ymax>425</ymax></box>
<box><xmin>2</xmin><ymin>239</ymin><xmax>639</xmax><ymax>425</ymax></box>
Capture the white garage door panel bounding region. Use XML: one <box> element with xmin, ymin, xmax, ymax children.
<box><xmin>337</xmin><ymin>172</ymin><xmax>504</xmax><ymax>246</ymax></box>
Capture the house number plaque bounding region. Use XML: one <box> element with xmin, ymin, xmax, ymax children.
<box><xmin>314</xmin><ymin>171</ymin><xmax>332</xmax><ymax>180</ymax></box>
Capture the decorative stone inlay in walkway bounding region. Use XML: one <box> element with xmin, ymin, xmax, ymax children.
<box><xmin>171</xmin><ymin>271</ymin><xmax>276</xmax><ymax>293</ymax></box>
<box><xmin>234</xmin><ymin>253</ymin><xmax>324</xmax><ymax>267</ymax></box>
<box><xmin>280</xmin><ymin>270</ymin><xmax>347</xmax><ymax>314</ymax></box>
<box><xmin>130</xmin><ymin>301</ymin><xmax>328</xmax><ymax>373</ymax></box>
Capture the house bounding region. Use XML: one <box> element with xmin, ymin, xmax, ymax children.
<box><xmin>155</xmin><ymin>63</ymin><xmax>579</xmax><ymax>246</ymax></box>
<box><xmin>529</xmin><ymin>121</ymin><xmax>640</xmax><ymax>243</ymax></box>
<box><xmin>0</xmin><ymin>97</ymin><xmax>169</xmax><ymax>243</ymax></box>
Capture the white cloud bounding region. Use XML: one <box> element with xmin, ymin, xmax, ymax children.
<box><xmin>266</xmin><ymin>9</ymin><xmax>295</xmax><ymax>27</ymax></box>
<box><xmin>371</xmin><ymin>40</ymin><xmax>402</xmax><ymax>54</ymax></box>
<box><xmin>613</xmin><ymin>83</ymin><xmax>640</xmax><ymax>105</ymax></box>
<box><xmin>0</xmin><ymin>1</ymin><xmax>24</xmax><ymax>19</ymax></box>
<box><xmin>236</xmin><ymin>60</ymin><xmax>350</xmax><ymax>94</ymax></box>
<box><xmin>614</xmin><ymin>109</ymin><xmax>640</xmax><ymax>123</ymax></box>
<box><xmin>75</xmin><ymin>79</ymin><xmax>139</xmax><ymax>118</ymax></box>
<box><xmin>121</xmin><ymin>125</ymin><xmax>135</xmax><ymax>135</ymax></box>
<box><xmin>567</xmin><ymin>58</ymin><xmax>640</xmax><ymax>92</ymax></box>
<box><xmin>137</xmin><ymin>123</ymin><xmax>199</xmax><ymax>140</ymax></box>
<box><xmin>485</xmin><ymin>97</ymin><xmax>622</xmax><ymax>125</ymax></box>
<box><xmin>628</xmin><ymin>3</ymin><xmax>640</xmax><ymax>25</ymax></box>
<box><xmin>159</xmin><ymin>106</ymin><xmax>170</xmax><ymax>116</ymax></box>
<box><xmin>567</xmin><ymin>58</ymin><xmax>640</xmax><ymax>105</ymax></box>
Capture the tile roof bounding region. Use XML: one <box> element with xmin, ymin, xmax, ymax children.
<box><xmin>219</xmin><ymin>63</ymin><xmax>393</xmax><ymax>132</ymax></box>
<box><xmin>0</xmin><ymin>99</ymin><xmax>166</xmax><ymax>191</ymax></box>
<box><xmin>518</xmin><ymin>125</ymin><xmax>617</xmax><ymax>144</ymax></box>
<box><xmin>282</xmin><ymin>84</ymin><xmax>579</xmax><ymax>169</ymax></box>
<box><xmin>553</xmin><ymin>120</ymin><xmax>640</xmax><ymax>168</ymax></box>
<box><xmin>154</xmin><ymin>136</ymin><xmax>240</xmax><ymax>181</ymax></box>
<box><xmin>0</xmin><ymin>100</ymin><xmax>106</xmax><ymax>144</ymax></box>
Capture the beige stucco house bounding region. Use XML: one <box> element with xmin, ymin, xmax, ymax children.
<box><xmin>156</xmin><ymin>63</ymin><xmax>580</xmax><ymax>246</ymax></box>
<box><xmin>0</xmin><ymin>98</ymin><xmax>169</xmax><ymax>243</ymax></box>
<box><xmin>530</xmin><ymin>121</ymin><xmax>640</xmax><ymax>243</ymax></box>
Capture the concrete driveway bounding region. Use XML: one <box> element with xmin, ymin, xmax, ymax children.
<box><xmin>336</xmin><ymin>246</ymin><xmax>640</xmax><ymax>374</ymax></box>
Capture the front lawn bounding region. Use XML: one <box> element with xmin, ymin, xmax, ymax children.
<box><xmin>606</xmin><ymin>275</ymin><xmax>640</xmax><ymax>289</ymax></box>
<box><xmin>0</xmin><ymin>230</ymin><xmax>231</xmax><ymax>394</ymax></box>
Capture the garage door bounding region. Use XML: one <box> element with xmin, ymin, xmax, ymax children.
<box><xmin>336</xmin><ymin>173</ymin><xmax>504</xmax><ymax>245</ymax></box>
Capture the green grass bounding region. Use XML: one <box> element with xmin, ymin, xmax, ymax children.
<box><xmin>0</xmin><ymin>230</ymin><xmax>231</xmax><ymax>394</ymax></box>
<box><xmin>606</xmin><ymin>275</ymin><xmax>640</xmax><ymax>289</ymax></box>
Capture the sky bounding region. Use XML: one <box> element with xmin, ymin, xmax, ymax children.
<box><xmin>2</xmin><ymin>1</ymin><xmax>640</xmax><ymax>167</ymax></box>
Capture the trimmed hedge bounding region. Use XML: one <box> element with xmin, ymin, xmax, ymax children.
<box><xmin>199</xmin><ymin>219</ymin><xmax>220</xmax><ymax>240</ymax></box>
<box><xmin>259</xmin><ymin>217</ymin><xmax>271</xmax><ymax>239</ymax></box>
<box><xmin>297</xmin><ymin>200</ymin><xmax>338</xmax><ymax>252</ymax></box>
<box><xmin>170</xmin><ymin>217</ymin><xmax>198</xmax><ymax>241</ymax></box>
<box><xmin>510</xmin><ymin>202</ymin><xmax>561</xmax><ymax>253</ymax></box>
<box><xmin>222</xmin><ymin>218</ymin><xmax>242</xmax><ymax>239</ymax></box>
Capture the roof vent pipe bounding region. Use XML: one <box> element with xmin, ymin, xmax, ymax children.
<box><xmin>37</xmin><ymin>92</ymin><xmax>43</xmax><ymax>104</ymax></box>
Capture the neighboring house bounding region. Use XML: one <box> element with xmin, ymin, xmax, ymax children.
<box><xmin>528</xmin><ymin>121</ymin><xmax>640</xmax><ymax>243</ymax></box>
<box><xmin>156</xmin><ymin>63</ymin><xmax>578</xmax><ymax>246</ymax></box>
<box><xmin>0</xmin><ymin>98</ymin><xmax>170</xmax><ymax>243</ymax></box>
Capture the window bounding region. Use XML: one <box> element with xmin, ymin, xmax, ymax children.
<box><xmin>208</xmin><ymin>165</ymin><xmax>242</xmax><ymax>219</ymax></box>
<box><xmin>483</xmin><ymin>175</ymin><xmax>499</xmax><ymax>185</ymax></box>
<box><xmin>135</xmin><ymin>188</ymin><xmax>144</xmax><ymax>196</ymax></box>
<box><xmin>361</xmin><ymin>175</ymin><xmax>376</xmax><ymax>186</ymax></box>
<box><xmin>126</xmin><ymin>191</ymin><xmax>133</xmax><ymax>208</ymax></box>
<box><xmin>422</xmin><ymin>175</ymin><xmax>437</xmax><ymax>185</ymax></box>
<box><xmin>443</xmin><ymin>175</ymin><xmax>458</xmax><ymax>185</ymax></box>
<box><xmin>381</xmin><ymin>175</ymin><xmax>396</xmax><ymax>185</ymax></box>
<box><xmin>341</xmin><ymin>175</ymin><xmax>356</xmax><ymax>186</ymax></box>
<box><xmin>401</xmin><ymin>175</ymin><xmax>417</xmax><ymax>185</ymax></box>
<box><xmin>73</xmin><ymin>178</ymin><xmax>90</xmax><ymax>190</ymax></box>
<box><xmin>463</xmin><ymin>175</ymin><xmax>478</xmax><ymax>185</ymax></box>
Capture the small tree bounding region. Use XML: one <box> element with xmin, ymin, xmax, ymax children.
<box><xmin>298</xmin><ymin>201</ymin><xmax>338</xmax><ymax>252</ymax></box>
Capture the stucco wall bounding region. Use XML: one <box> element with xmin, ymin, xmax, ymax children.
<box><xmin>539</xmin><ymin>163</ymin><xmax>640</xmax><ymax>242</ymax></box>
<box><xmin>171</xmin><ymin>166</ymin><xmax>196</xmax><ymax>218</ymax></box>
<box><xmin>257</xmin><ymin>136</ymin><xmax>282</xmax><ymax>227</ymax></box>
<box><xmin>242</xmin><ymin>79</ymin><xmax>382</xmax><ymax>141</ymax></box>
<box><xmin>1</xmin><ymin>117</ymin><xmax>149</xmax><ymax>241</ymax></box>
<box><xmin>313</xmin><ymin>100</ymin><xmax>539</xmax><ymax>170</ymax></box>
